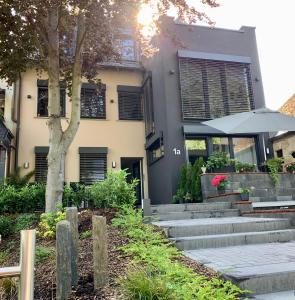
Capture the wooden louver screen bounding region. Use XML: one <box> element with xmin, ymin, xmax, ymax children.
<box><xmin>35</xmin><ymin>153</ymin><xmax>48</xmax><ymax>182</ymax></box>
<box><xmin>118</xmin><ymin>91</ymin><xmax>143</xmax><ymax>120</ymax></box>
<box><xmin>178</xmin><ymin>58</ymin><xmax>254</xmax><ymax>120</ymax></box>
<box><xmin>80</xmin><ymin>153</ymin><xmax>107</xmax><ymax>185</ymax></box>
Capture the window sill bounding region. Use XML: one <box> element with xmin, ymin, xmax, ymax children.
<box><xmin>34</xmin><ymin>116</ymin><xmax>68</xmax><ymax>119</ymax></box>
<box><xmin>117</xmin><ymin>119</ymin><xmax>144</xmax><ymax>122</ymax></box>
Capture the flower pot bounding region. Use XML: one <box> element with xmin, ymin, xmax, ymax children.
<box><xmin>240</xmin><ymin>193</ymin><xmax>249</xmax><ymax>201</ymax></box>
<box><xmin>201</xmin><ymin>167</ymin><xmax>207</xmax><ymax>174</ymax></box>
<box><xmin>217</xmin><ymin>187</ymin><xmax>225</xmax><ymax>195</ymax></box>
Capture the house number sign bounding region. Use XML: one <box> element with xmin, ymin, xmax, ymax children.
<box><xmin>173</xmin><ymin>148</ymin><xmax>181</xmax><ymax>155</ymax></box>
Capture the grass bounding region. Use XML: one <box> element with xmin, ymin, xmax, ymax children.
<box><xmin>0</xmin><ymin>251</ymin><xmax>8</xmax><ymax>264</ymax></box>
<box><xmin>113</xmin><ymin>206</ymin><xmax>246</xmax><ymax>300</ymax></box>
<box><xmin>35</xmin><ymin>246</ymin><xmax>55</xmax><ymax>264</ymax></box>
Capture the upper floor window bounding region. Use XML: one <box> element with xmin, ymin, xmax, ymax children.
<box><xmin>178</xmin><ymin>58</ymin><xmax>254</xmax><ymax>120</ymax></box>
<box><xmin>81</xmin><ymin>83</ymin><xmax>106</xmax><ymax>119</ymax></box>
<box><xmin>118</xmin><ymin>86</ymin><xmax>143</xmax><ymax>121</ymax></box>
<box><xmin>0</xmin><ymin>89</ymin><xmax>5</xmax><ymax>117</ymax></box>
<box><xmin>37</xmin><ymin>80</ymin><xmax>66</xmax><ymax>117</ymax></box>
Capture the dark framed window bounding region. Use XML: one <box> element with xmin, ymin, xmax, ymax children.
<box><xmin>0</xmin><ymin>89</ymin><xmax>5</xmax><ymax>116</ymax></box>
<box><xmin>178</xmin><ymin>58</ymin><xmax>254</xmax><ymax>120</ymax></box>
<box><xmin>118</xmin><ymin>86</ymin><xmax>143</xmax><ymax>120</ymax></box>
<box><xmin>81</xmin><ymin>83</ymin><xmax>106</xmax><ymax>119</ymax></box>
<box><xmin>147</xmin><ymin>136</ymin><xmax>164</xmax><ymax>165</ymax></box>
<box><xmin>142</xmin><ymin>74</ymin><xmax>155</xmax><ymax>138</ymax></box>
<box><xmin>37</xmin><ymin>80</ymin><xmax>66</xmax><ymax>117</ymax></box>
<box><xmin>79</xmin><ymin>147</ymin><xmax>107</xmax><ymax>185</ymax></box>
<box><xmin>35</xmin><ymin>146</ymin><xmax>48</xmax><ymax>182</ymax></box>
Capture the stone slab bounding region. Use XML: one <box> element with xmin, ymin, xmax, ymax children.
<box><xmin>253</xmin><ymin>290</ymin><xmax>295</xmax><ymax>300</ymax></box>
<box><xmin>253</xmin><ymin>201</ymin><xmax>295</xmax><ymax>208</ymax></box>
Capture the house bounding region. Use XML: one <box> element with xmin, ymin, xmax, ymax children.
<box><xmin>0</xmin><ymin>31</ymin><xmax>149</xmax><ymax>204</ymax></box>
<box><xmin>0</xmin><ymin>18</ymin><xmax>269</xmax><ymax>205</ymax></box>
<box><xmin>142</xmin><ymin>17</ymin><xmax>268</xmax><ymax>204</ymax></box>
<box><xmin>272</xmin><ymin>94</ymin><xmax>295</xmax><ymax>166</ymax></box>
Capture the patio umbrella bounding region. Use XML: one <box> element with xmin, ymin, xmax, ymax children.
<box><xmin>202</xmin><ymin>108</ymin><xmax>295</xmax><ymax>134</ymax></box>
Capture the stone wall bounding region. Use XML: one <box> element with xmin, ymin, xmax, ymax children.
<box><xmin>273</xmin><ymin>133</ymin><xmax>295</xmax><ymax>167</ymax></box>
<box><xmin>201</xmin><ymin>173</ymin><xmax>295</xmax><ymax>200</ymax></box>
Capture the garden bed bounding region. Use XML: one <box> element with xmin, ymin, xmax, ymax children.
<box><xmin>0</xmin><ymin>209</ymin><xmax>223</xmax><ymax>300</ymax></box>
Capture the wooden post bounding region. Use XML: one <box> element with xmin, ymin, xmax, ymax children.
<box><xmin>66</xmin><ymin>207</ymin><xmax>78</xmax><ymax>286</ymax></box>
<box><xmin>92</xmin><ymin>215</ymin><xmax>108</xmax><ymax>289</ymax></box>
<box><xmin>56</xmin><ymin>220</ymin><xmax>72</xmax><ymax>300</ymax></box>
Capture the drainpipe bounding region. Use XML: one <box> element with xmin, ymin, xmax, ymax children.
<box><xmin>14</xmin><ymin>73</ymin><xmax>21</xmax><ymax>170</ymax></box>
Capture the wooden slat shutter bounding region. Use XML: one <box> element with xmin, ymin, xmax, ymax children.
<box><xmin>35</xmin><ymin>150</ymin><xmax>48</xmax><ymax>182</ymax></box>
<box><xmin>118</xmin><ymin>90</ymin><xmax>143</xmax><ymax>121</ymax></box>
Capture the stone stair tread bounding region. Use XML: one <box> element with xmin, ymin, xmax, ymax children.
<box><xmin>151</xmin><ymin>202</ymin><xmax>229</xmax><ymax>208</ymax></box>
<box><xmin>153</xmin><ymin>216</ymin><xmax>288</xmax><ymax>227</ymax></box>
<box><xmin>152</xmin><ymin>208</ymin><xmax>238</xmax><ymax>215</ymax></box>
<box><xmin>171</xmin><ymin>229</ymin><xmax>295</xmax><ymax>241</ymax></box>
<box><xmin>253</xmin><ymin>290</ymin><xmax>295</xmax><ymax>300</ymax></box>
<box><xmin>253</xmin><ymin>201</ymin><xmax>295</xmax><ymax>208</ymax></box>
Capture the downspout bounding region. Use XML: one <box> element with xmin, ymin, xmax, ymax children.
<box><xmin>14</xmin><ymin>72</ymin><xmax>21</xmax><ymax>170</ymax></box>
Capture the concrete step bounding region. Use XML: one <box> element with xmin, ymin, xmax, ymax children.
<box><xmin>152</xmin><ymin>209</ymin><xmax>239</xmax><ymax>221</ymax></box>
<box><xmin>172</xmin><ymin>229</ymin><xmax>295</xmax><ymax>250</ymax></box>
<box><xmin>151</xmin><ymin>202</ymin><xmax>231</xmax><ymax>214</ymax></box>
<box><xmin>153</xmin><ymin>217</ymin><xmax>291</xmax><ymax>238</ymax></box>
<box><xmin>253</xmin><ymin>201</ymin><xmax>295</xmax><ymax>210</ymax></box>
<box><xmin>253</xmin><ymin>290</ymin><xmax>295</xmax><ymax>300</ymax></box>
<box><xmin>185</xmin><ymin>241</ymin><xmax>295</xmax><ymax>294</ymax></box>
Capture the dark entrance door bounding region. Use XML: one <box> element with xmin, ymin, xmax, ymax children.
<box><xmin>121</xmin><ymin>157</ymin><xmax>143</xmax><ymax>205</ymax></box>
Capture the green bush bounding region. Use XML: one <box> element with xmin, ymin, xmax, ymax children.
<box><xmin>63</xmin><ymin>183</ymin><xmax>89</xmax><ymax>208</ymax></box>
<box><xmin>15</xmin><ymin>214</ymin><xmax>38</xmax><ymax>232</ymax></box>
<box><xmin>113</xmin><ymin>207</ymin><xmax>246</xmax><ymax>300</ymax></box>
<box><xmin>35</xmin><ymin>246</ymin><xmax>55</xmax><ymax>263</ymax></box>
<box><xmin>89</xmin><ymin>170</ymin><xmax>138</xmax><ymax>208</ymax></box>
<box><xmin>0</xmin><ymin>183</ymin><xmax>45</xmax><ymax>214</ymax></box>
<box><xmin>5</xmin><ymin>167</ymin><xmax>35</xmax><ymax>188</ymax></box>
<box><xmin>206</xmin><ymin>152</ymin><xmax>230</xmax><ymax>171</ymax></box>
<box><xmin>235</xmin><ymin>161</ymin><xmax>256</xmax><ymax>173</ymax></box>
<box><xmin>266</xmin><ymin>157</ymin><xmax>284</xmax><ymax>185</ymax></box>
<box><xmin>174</xmin><ymin>158</ymin><xmax>204</xmax><ymax>203</ymax></box>
<box><xmin>37</xmin><ymin>206</ymin><xmax>65</xmax><ymax>239</ymax></box>
<box><xmin>0</xmin><ymin>251</ymin><xmax>8</xmax><ymax>264</ymax></box>
<box><xmin>0</xmin><ymin>216</ymin><xmax>14</xmax><ymax>238</ymax></box>
<box><xmin>81</xmin><ymin>230</ymin><xmax>92</xmax><ymax>239</ymax></box>
<box><xmin>286</xmin><ymin>162</ymin><xmax>295</xmax><ymax>173</ymax></box>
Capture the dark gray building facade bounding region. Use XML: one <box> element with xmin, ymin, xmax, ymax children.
<box><xmin>143</xmin><ymin>17</ymin><xmax>269</xmax><ymax>204</ymax></box>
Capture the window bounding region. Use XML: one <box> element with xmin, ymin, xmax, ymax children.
<box><xmin>118</xmin><ymin>86</ymin><xmax>143</xmax><ymax>120</ymax></box>
<box><xmin>232</xmin><ymin>137</ymin><xmax>257</xmax><ymax>165</ymax></box>
<box><xmin>37</xmin><ymin>80</ymin><xmax>66</xmax><ymax>117</ymax></box>
<box><xmin>178</xmin><ymin>58</ymin><xmax>254</xmax><ymax>120</ymax></box>
<box><xmin>35</xmin><ymin>147</ymin><xmax>48</xmax><ymax>182</ymax></box>
<box><xmin>185</xmin><ymin>139</ymin><xmax>207</xmax><ymax>164</ymax></box>
<box><xmin>0</xmin><ymin>89</ymin><xmax>5</xmax><ymax>116</ymax></box>
<box><xmin>79</xmin><ymin>147</ymin><xmax>107</xmax><ymax>185</ymax></box>
<box><xmin>148</xmin><ymin>137</ymin><xmax>164</xmax><ymax>164</ymax></box>
<box><xmin>142</xmin><ymin>75</ymin><xmax>154</xmax><ymax>137</ymax></box>
<box><xmin>212</xmin><ymin>137</ymin><xmax>230</xmax><ymax>155</ymax></box>
<box><xmin>276</xmin><ymin>149</ymin><xmax>283</xmax><ymax>158</ymax></box>
<box><xmin>81</xmin><ymin>83</ymin><xmax>106</xmax><ymax>119</ymax></box>
<box><xmin>117</xmin><ymin>38</ymin><xmax>137</xmax><ymax>61</ymax></box>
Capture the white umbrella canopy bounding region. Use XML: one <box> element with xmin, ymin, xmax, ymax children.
<box><xmin>202</xmin><ymin>108</ymin><xmax>295</xmax><ymax>134</ymax></box>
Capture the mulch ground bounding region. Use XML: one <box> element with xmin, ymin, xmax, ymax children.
<box><xmin>0</xmin><ymin>209</ymin><xmax>217</xmax><ymax>299</ymax></box>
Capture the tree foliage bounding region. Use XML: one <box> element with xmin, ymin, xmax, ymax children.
<box><xmin>0</xmin><ymin>0</ymin><xmax>218</xmax><ymax>211</ymax></box>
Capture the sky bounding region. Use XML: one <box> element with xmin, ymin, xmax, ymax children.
<box><xmin>196</xmin><ymin>0</ymin><xmax>295</xmax><ymax>110</ymax></box>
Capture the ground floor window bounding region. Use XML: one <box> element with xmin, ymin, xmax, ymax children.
<box><xmin>147</xmin><ymin>137</ymin><xmax>164</xmax><ymax>164</ymax></box>
<box><xmin>185</xmin><ymin>136</ymin><xmax>258</xmax><ymax>165</ymax></box>
<box><xmin>232</xmin><ymin>137</ymin><xmax>257</xmax><ymax>165</ymax></box>
<box><xmin>35</xmin><ymin>147</ymin><xmax>49</xmax><ymax>182</ymax></box>
<box><xmin>79</xmin><ymin>147</ymin><xmax>107</xmax><ymax>185</ymax></box>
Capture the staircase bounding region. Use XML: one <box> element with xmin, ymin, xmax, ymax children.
<box><xmin>151</xmin><ymin>202</ymin><xmax>295</xmax><ymax>296</ymax></box>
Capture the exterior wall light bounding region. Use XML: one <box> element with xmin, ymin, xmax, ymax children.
<box><xmin>112</xmin><ymin>161</ymin><xmax>116</xmax><ymax>168</ymax></box>
<box><xmin>23</xmin><ymin>162</ymin><xmax>30</xmax><ymax>169</ymax></box>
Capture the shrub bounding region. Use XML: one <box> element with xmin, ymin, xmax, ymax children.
<box><xmin>37</xmin><ymin>206</ymin><xmax>65</xmax><ymax>239</ymax></box>
<box><xmin>89</xmin><ymin>170</ymin><xmax>138</xmax><ymax>208</ymax></box>
<box><xmin>0</xmin><ymin>183</ymin><xmax>45</xmax><ymax>214</ymax></box>
<box><xmin>0</xmin><ymin>216</ymin><xmax>14</xmax><ymax>238</ymax></box>
<box><xmin>63</xmin><ymin>183</ymin><xmax>89</xmax><ymax>208</ymax></box>
<box><xmin>206</xmin><ymin>152</ymin><xmax>230</xmax><ymax>171</ymax></box>
<box><xmin>5</xmin><ymin>167</ymin><xmax>35</xmax><ymax>188</ymax></box>
<box><xmin>0</xmin><ymin>251</ymin><xmax>8</xmax><ymax>264</ymax></box>
<box><xmin>15</xmin><ymin>214</ymin><xmax>38</xmax><ymax>232</ymax></box>
<box><xmin>235</xmin><ymin>161</ymin><xmax>256</xmax><ymax>173</ymax></box>
<box><xmin>113</xmin><ymin>207</ymin><xmax>246</xmax><ymax>300</ymax></box>
<box><xmin>81</xmin><ymin>230</ymin><xmax>92</xmax><ymax>239</ymax></box>
<box><xmin>266</xmin><ymin>157</ymin><xmax>284</xmax><ymax>185</ymax></box>
<box><xmin>35</xmin><ymin>246</ymin><xmax>55</xmax><ymax>263</ymax></box>
<box><xmin>0</xmin><ymin>278</ymin><xmax>18</xmax><ymax>299</ymax></box>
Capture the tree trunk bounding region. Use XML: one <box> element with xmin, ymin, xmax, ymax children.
<box><xmin>44</xmin><ymin>8</ymin><xmax>85</xmax><ymax>212</ymax></box>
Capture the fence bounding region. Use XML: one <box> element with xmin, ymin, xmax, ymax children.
<box><xmin>0</xmin><ymin>230</ymin><xmax>36</xmax><ymax>300</ymax></box>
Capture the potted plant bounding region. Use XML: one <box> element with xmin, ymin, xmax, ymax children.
<box><xmin>235</xmin><ymin>162</ymin><xmax>256</xmax><ymax>173</ymax></box>
<box><xmin>240</xmin><ymin>188</ymin><xmax>250</xmax><ymax>201</ymax></box>
<box><xmin>286</xmin><ymin>162</ymin><xmax>295</xmax><ymax>174</ymax></box>
<box><xmin>201</xmin><ymin>165</ymin><xmax>207</xmax><ymax>174</ymax></box>
<box><xmin>211</xmin><ymin>175</ymin><xmax>230</xmax><ymax>195</ymax></box>
<box><xmin>206</xmin><ymin>152</ymin><xmax>233</xmax><ymax>173</ymax></box>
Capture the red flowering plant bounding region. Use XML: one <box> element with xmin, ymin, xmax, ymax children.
<box><xmin>211</xmin><ymin>175</ymin><xmax>230</xmax><ymax>191</ymax></box>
